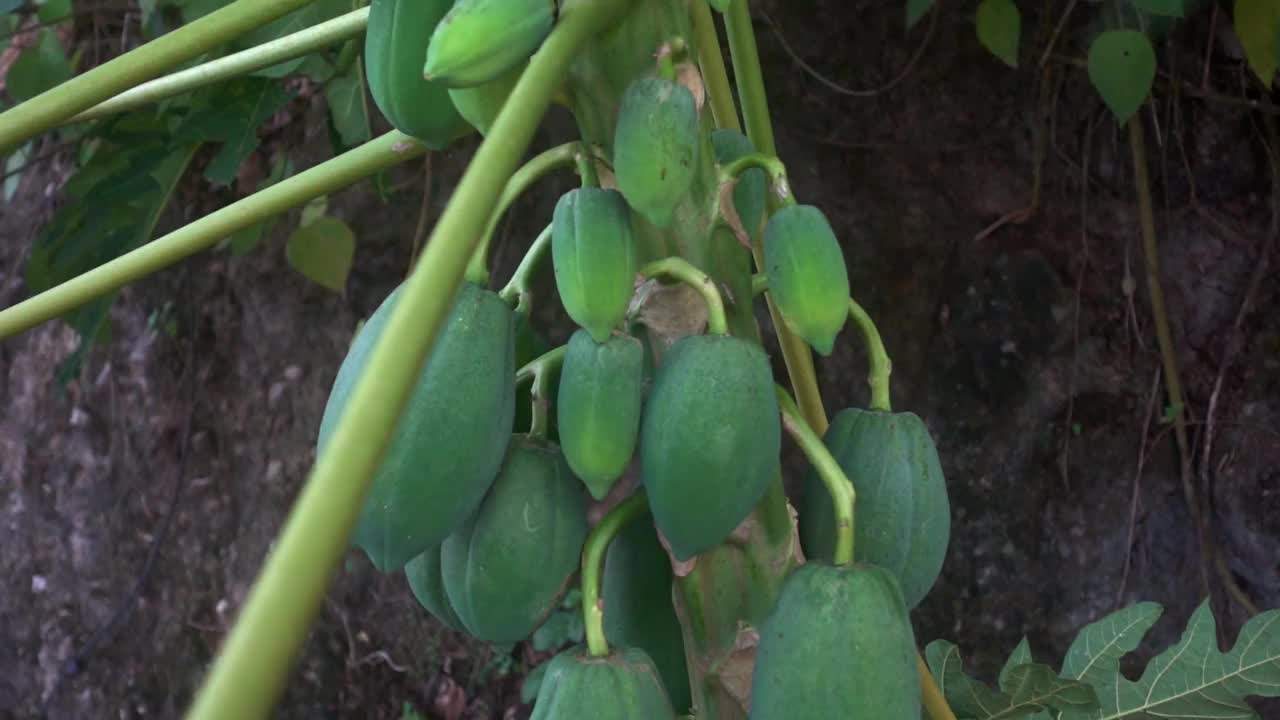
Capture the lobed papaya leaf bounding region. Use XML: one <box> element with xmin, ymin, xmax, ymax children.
<box><xmin>926</xmin><ymin>639</ymin><xmax>1099</xmax><ymax>720</ymax></box>
<box><xmin>176</xmin><ymin>77</ymin><xmax>293</xmax><ymax>186</ymax></box>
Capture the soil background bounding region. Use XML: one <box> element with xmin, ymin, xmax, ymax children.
<box><xmin>2</xmin><ymin>2</ymin><xmax>1278</xmax><ymax>719</ymax></box>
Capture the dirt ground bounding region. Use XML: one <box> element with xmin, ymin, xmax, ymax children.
<box><xmin>2</xmin><ymin>2</ymin><xmax>1278</xmax><ymax>719</ymax></box>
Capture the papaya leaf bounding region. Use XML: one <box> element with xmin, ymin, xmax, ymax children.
<box><xmin>1234</xmin><ymin>0</ymin><xmax>1280</xmax><ymax>86</ymax></box>
<box><xmin>5</xmin><ymin>28</ymin><xmax>72</xmax><ymax>102</ymax></box>
<box><xmin>177</xmin><ymin>77</ymin><xmax>292</xmax><ymax>186</ymax></box>
<box><xmin>325</xmin><ymin>55</ymin><xmax>372</xmax><ymax>149</ymax></box>
<box><xmin>1059</xmin><ymin>601</ymin><xmax>1163</xmax><ymax>687</ymax></box>
<box><xmin>1002</xmin><ymin>637</ymin><xmax>1034</xmax><ymax>688</ymax></box>
<box><xmin>927</xmin><ymin>640</ymin><xmax>1099</xmax><ymax>719</ymax></box>
<box><xmin>976</xmin><ymin>0</ymin><xmax>1020</xmax><ymax>68</ymax></box>
<box><xmin>1059</xmin><ymin>600</ymin><xmax>1280</xmax><ymax>720</ymax></box>
<box><xmin>906</xmin><ymin>0</ymin><xmax>935</xmax><ymax>28</ymax></box>
<box><xmin>1133</xmin><ymin>0</ymin><xmax>1183</xmax><ymax>16</ymax></box>
<box><xmin>285</xmin><ymin>216</ymin><xmax>355</xmax><ymax>292</ymax></box>
<box><xmin>1086</xmin><ymin>30</ymin><xmax>1156</xmax><ymax>126</ymax></box>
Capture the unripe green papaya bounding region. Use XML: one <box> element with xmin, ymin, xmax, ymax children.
<box><xmin>763</xmin><ymin>204</ymin><xmax>850</xmax><ymax>356</ymax></box>
<box><xmin>602</xmin><ymin>511</ymin><xmax>692</xmax><ymax>714</ymax></box>
<box><xmin>557</xmin><ymin>329</ymin><xmax>644</xmax><ymax>499</ymax></box>
<box><xmin>749</xmin><ymin>562</ymin><xmax>921</xmax><ymax>719</ymax></box>
<box><xmin>613</xmin><ymin>76</ymin><xmax>700</xmax><ymax>229</ymax></box>
<box><xmin>405</xmin><ymin>545</ymin><xmax>466</xmax><ymax>632</ymax></box>
<box><xmin>423</xmin><ymin>0</ymin><xmax>555</xmax><ymax>88</ymax></box>
<box><xmin>363</xmin><ymin>0</ymin><xmax>473</xmax><ymax>147</ymax></box>
<box><xmin>798</xmin><ymin>408</ymin><xmax>951</xmax><ymax>609</ymax></box>
<box><xmin>448</xmin><ymin>61</ymin><xmax>523</xmax><ymax>136</ymax></box>
<box><xmin>640</xmin><ymin>334</ymin><xmax>781</xmax><ymax>560</ymax></box>
<box><xmin>551</xmin><ymin>188</ymin><xmax>638</xmax><ymax>343</ymax></box>
<box><xmin>317</xmin><ymin>281</ymin><xmax>516</xmax><ymax>572</ymax></box>
<box><xmin>530</xmin><ymin>645</ymin><xmax>678</xmax><ymax>720</ymax></box>
<box><xmin>711</xmin><ymin>128</ymin><xmax>766</xmax><ymax>239</ymax></box>
<box><xmin>441</xmin><ymin>435</ymin><xmax>588</xmax><ymax>643</ymax></box>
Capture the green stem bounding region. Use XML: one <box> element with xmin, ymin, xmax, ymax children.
<box><xmin>515</xmin><ymin>345</ymin><xmax>567</xmax><ymax>441</ymax></box>
<box><xmin>184</xmin><ymin>3</ymin><xmax>632</xmax><ymax>717</ymax></box>
<box><xmin>464</xmin><ymin>141</ymin><xmax>581</xmax><ymax>284</ymax></box>
<box><xmin>690</xmin><ymin>0</ymin><xmax>740</xmax><ymax>131</ymax></box>
<box><xmin>498</xmin><ymin>222</ymin><xmax>553</xmax><ymax>313</ymax></box>
<box><xmin>573</xmin><ymin>143</ymin><xmax>600</xmax><ymax>188</ymax></box>
<box><xmin>581</xmin><ymin>492</ymin><xmax>648</xmax><ymax>657</ymax></box>
<box><xmin>719</xmin><ymin>152</ymin><xmax>793</xmax><ymax>207</ymax></box>
<box><xmin>776</xmin><ymin>385</ymin><xmax>854</xmax><ymax>565</ymax></box>
<box><xmin>0</xmin><ymin>0</ymin><xmax>319</xmax><ymax>155</ymax></box>
<box><xmin>638</xmin><ymin>257</ymin><xmax>728</xmax><ymax>335</ymax></box>
<box><xmin>848</xmin><ymin>298</ymin><xmax>892</xmax><ymax>412</ymax></box>
<box><xmin>66</xmin><ymin>7</ymin><xmax>370</xmax><ymax>126</ymax></box>
<box><xmin>751</xmin><ymin>272</ymin><xmax>768</xmax><ymax>296</ymax></box>
<box><xmin>0</xmin><ymin>131</ymin><xmax>425</xmax><ymax>341</ymax></box>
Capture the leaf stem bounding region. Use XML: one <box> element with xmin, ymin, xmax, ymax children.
<box><xmin>638</xmin><ymin>257</ymin><xmax>729</xmax><ymax>335</ymax></box>
<box><xmin>690</xmin><ymin>0</ymin><xmax>740</xmax><ymax>131</ymax></box>
<box><xmin>498</xmin><ymin>222</ymin><xmax>553</xmax><ymax>313</ymax></box>
<box><xmin>515</xmin><ymin>345</ymin><xmax>568</xmax><ymax>442</ymax></box>
<box><xmin>66</xmin><ymin>7</ymin><xmax>371</xmax><ymax>126</ymax></box>
<box><xmin>718</xmin><ymin>152</ymin><xmax>793</xmax><ymax>207</ymax></box>
<box><xmin>0</xmin><ymin>131</ymin><xmax>426</xmax><ymax>341</ymax></box>
<box><xmin>581</xmin><ymin>492</ymin><xmax>648</xmax><ymax>657</ymax></box>
<box><xmin>775</xmin><ymin>385</ymin><xmax>854</xmax><ymax>565</ymax></box>
<box><xmin>0</xmin><ymin>0</ymin><xmax>319</xmax><ymax>156</ymax></box>
<box><xmin>183</xmin><ymin>2</ymin><xmax>633</xmax><ymax>716</ymax></box>
<box><xmin>848</xmin><ymin>298</ymin><xmax>893</xmax><ymax>412</ymax></box>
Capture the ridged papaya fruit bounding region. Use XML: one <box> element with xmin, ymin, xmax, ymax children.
<box><xmin>423</xmin><ymin>0</ymin><xmax>555</xmax><ymax>88</ymax></box>
<box><xmin>557</xmin><ymin>329</ymin><xmax>643</xmax><ymax>499</ymax></box>
<box><xmin>762</xmin><ymin>204</ymin><xmax>850</xmax><ymax>355</ymax></box>
<box><xmin>798</xmin><ymin>408</ymin><xmax>951</xmax><ymax>609</ymax></box>
<box><xmin>317</xmin><ymin>281</ymin><xmax>516</xmax><ymax>572</ymax></box>
<box><xmin>749</xmin><ymin>562</ymin><xmax>921</xmax><ymax>719</ymax></box>
<box><xmin>640</xmin><ymin>334</ymin><xmax>781</xmax><ymax>560</ymax></box>
<box><xmin>711</xmin><ymin>128</ymin><xmax>766</xmax><ymax>239</ymax></box>
<box><xmin>405</xmin><ymin>545</ymin><xmax>466</xmax><ymax>632</ymax></box>
<box><xmin>530</xmin><ymin>645</ymin><xmax>678</xmax><ymax>720</ymax></box>
<box><xmin>613</xmin><ymin>76</ymin><xmax>700</xmax><ymax>229</ymax></box>
<box><xmin>448</xmin><ymin>61</ymin><xmax>523</xmax><ymax>136</ymax></box>
<box><xmin>441</xmin><ymin>435</ymin><xmax>588</xmax><ymax>643</ymax></box>
<box><xmin>364</xmin><ymin>0</ymin><xmax>473</xmax><ymax>147</ymax></box>
<box><xmin>602</xmin><ymin>511</ymin><xmax>691</xmax><ymax>714</ymax></box>
<box><xmin>551</xmin><ymin>187</ymin><xmax>638</xmax><ymax>343</ymax></box>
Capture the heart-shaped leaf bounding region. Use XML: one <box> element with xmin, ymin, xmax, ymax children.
<box><xmin>976</xmin><ymin>0</ymin><xmax>1021</xmax><ymax>68</ymax></box>
<box><xmin>286</xmin><ymin>216</ymin><xmax>355</xmax><ymax>293</ymax></box>
<box><xmin>1087</xmin><ymin>30</ymin><xmax>1156</xmax><ymax>125</ymax></box>
<box><xmin>1235</xmin><ymin>0</ymin><xmax>1280</xmax><ymax>86</ymax></box>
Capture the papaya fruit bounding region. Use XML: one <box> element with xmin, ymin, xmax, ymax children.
<box><xmin>749</xmin><ymin>562</ymin><xmax>921</xmax><ymax>719</ymax></box>
<box><xmin>556</xmin><ymin>329</ymin><xmax>643</xmax><ymax>499</ymax></box>
<box><xmin>602</xmin><ymin>511</ymin><xmax>691</xmax><ymax>714</ymax></box>
<box><xmin>711</xmin><ymin>128</ymin><xmax>767</xmax><ymax>239</ymax></box>
<box><xmin>551</xmin><ymin>187</ymin><xmax>638</xmax><ymax>343</ymax></box>
<box><xmin>530</xmin><ymin>645</ymin><xmax>678</xmax><ymax>720</ymax></box>
<box><xmin>317</xmin><ymin>281</ymin><xmax>516</xmax><ymax>572</ymax></box>
<box><xmin>798</xmin><ymin>408</ymin><xmax>951</xmax><ymax>609</ymax></box>
<box><xmin>448</xmin><ymin>61</ymin><xmax>523</xmax><ymax>136</ymax></box>
<box><xmin>441</xmin><ymin>435</ymin><xmax>588</xmax><ymax>643</ymax></box>
<box><xmin>423</xmin><ymin>0</ymin><xmax>555</xmax><ymax>88</ymax></box>
<box><xmin>613</xmin><ymin>75</ymin><xmax>700</xmax><ymax>229</ymax></box>
<box><xmin>364</xmin><ymin>0</ymin><xmax>473</xmax><ymax>147</ymax></box>
<box><xmin>404</xmin><ymin>545</ymin><xmax>466</xmax><ymax>632</ymax></box>
<box><xmin>762</xmin><ymin>204</ymin><xmax>850</xmax><ymax>356</ymax></box>
<box><xmin>640</xmin><ymin>334</ymin><xmax>781</xmax><ymax>560</ymax></box>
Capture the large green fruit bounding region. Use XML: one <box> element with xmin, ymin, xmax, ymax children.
<box><xmin>423</xmin><ymin>0</ymin><xmax>555</xmax><ymax>88</ymax></box>
<box><xmin>441</xmin><ymin>436</ymin><xmax>588</xmax><ymax>643</ymax></box>
<box><xmin>530</xmin><ymin>645</ymin><xmax>677</xmax><ymax>720</ymax></box>
<box><xmin>448</xmin><ymin>61</ymin><xmax>523</xmax><ymax>136</ymax></box>
<box><xmin>613</xmin><ymin>75</ymin><xmax>700</xmax><ymax>229</ymax></box>
<box><xmin>317</xmin><ymin>281</ymin><xmax>516</xmax><ymax>572</ymax></box>
<box><xmin>551</xmin><ymin>187</ymin><xmax>638</xmax><ymax>343</ymax></box>
<box><xmin>749</xmin><ymin>562</ymin><xmax>921</xmax><ymax>719</ymax></box>
<box><xmin>763</xmin><ymin>204</ymin><xmax>850</xmax><ymax>355</ymax></box>
<box><xmin>602</xmin><ymin>511</ymin><xmax>691</xmax><ymax>714</ymax></box>
<box><xmin>364</xmin><ymin>0</ymin><xmax>473</xmax><ymax>147</ymax></box>
<box><xmin>798</xmin><ymin>408</ymin><xmax>951</xmax><ymax>609</ymax></box>
<box><xmin>711</xmin><ymin>128</ymin><xmax>767</xmax><ymax>239</ymax></box>
<box><xmin>557</xmin><ymin>329</ymin><xmax>643</xmax><ymax>499</ymax></box>
<box><xmin>404</xmin><ymin>545</ymin><xmax>466</xmax><ymax>632</ymax></box>
<box><xmin>640</xmin><ymin>334</ymin><xmax>781</xmax><ymax>560</ymax></box>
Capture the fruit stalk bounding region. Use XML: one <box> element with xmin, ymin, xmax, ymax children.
<box><xmin>848</xmin><ymin>298</ymin><xmax>893</xmax><ymax>412</ymax></box>
<box><xmin>689</xmin><ymin>1</ymin><xmax>739</xmax><ymax>131</ymax></box>
<box><xmin>718</xmin><ymin>152</ymin><xmax>793</xmax><ymax>208</ymax></box>
<box><xmin>581</xmin><ymin>493</ymin><xmax>649</xmax><ymax>656</ymax></box>
<box><xmin>637</xmin><ymin>257</ymin><xmax>729</xmax><ymax>335</ymax></box>
<box><xmin>498</xmin><ymin>223</ymin><xmax>553</xmax><ymax>314</ymax></box>
<box><xmin>776</xmin><ymin>385</ymin><xmax>855</xmax><ymax>565</ymax></box>
<box><xmin>516</xmin><ymin>345</ymin><xmax>569</xmax><ymax>441</ymax></box>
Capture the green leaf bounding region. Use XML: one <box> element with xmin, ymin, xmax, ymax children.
<box><xmin>1133</xmin><ymin>0</ymin><xmax>1184</xmax><ymax>16</ymax></box>
<box><xmin>1001</xmin><ymin>637</ymin><xmax>1034</xmax><ymax>690</ymax></box>
<box><xmin>976</xmin><ymin>0</ymin><xmax>1020</xmax><ymax>67</ymax></box>
<box><xmin>177</xmin><ymin>77</ymin><xmax>292</xmax><ymax>186</ymax></box>
<box><xmin>0</xmin><ymin>0</ymin><xmax>25</xmax><ymax>13</ymax></box>
<box><xmin>235</xmin><ymin>0</ymin><xmax>349</xmax><ymax>78</ymax></box>
<box><xmin>6</xmin><ymin>29</ymin><xmax>73</xmax><ymax>102</ymax></box>
<box><xmin>35</xmin><ymin>0</ymin><xmax>71</xmax><ymax>23</ymax></box>
<box><xmin>1235</xmin><ymin>0</ymin><xmax>1280</xmax><ymax>86</ymax></box>
<box><xmin>928</xmin><ymin>640</ymin><xmax>1099</xmax><ymax>720</ymax></box>
<box><xmin>285</xmin><ymin>216</ymin><xmax>355</xmax><ymax>292</ymax></box>
<box><xmin>1059</xmin><ymin>601</ymin><xmax>1162</xmax><ymax>686</ymax></box>
<box><xmin>906</xmin><ymin>0</ymin><xmax>935</xmax><ymax>28</ymax></box>
<box><xmin>325</xmin><ymin>56</ymin><xmax>372</xmax><ymax>148</ymax></box>
<box><xmin>520</xmin><ymin>659</ymin><xmax>553</xmax><ymax>704</ymax></box>
<box><xmin>4</xmin><ymin>141</ymin><xmax>31</xmax><ymax>202</ymax></box>
<box><xmin>225</xmin><ymin>152</ymin><xmax>294</xmax><ymax>255</ymax></box>
<box><xmin>1059</xmin><ymin>600</ymin><xmax>1280</xmax><ymax>720</ymax></box>
<box><xmin>1087</xmin><ymin>30</ymin><xmax>1156</xmax><ymax>126</ymax></box>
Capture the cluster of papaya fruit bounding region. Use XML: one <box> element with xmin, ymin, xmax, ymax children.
<box><xmin>331</xmin><ymin>1</ymin><xmax>954</xmax><ymax>717</ymax></box>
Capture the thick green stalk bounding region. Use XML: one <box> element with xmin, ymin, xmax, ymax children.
<box><xmin>690</xmin><ymin>0</ymin><xmax>740</xmax><ymax>131</ymax></box>
<box><xmin>515</xmin><ymin>345</ymin><xmax>568</xmax><ymax>442</ymax></box>
<box><xmin>581</xmin><ymin>492</ymin><xmax>648</xmax><ymax>656</ymax></box>
<box><xmin>184</xmin><ymin>3</ymin><xmax>633</xmax><ymax>718</ymax></box>
<box><xmin>776</xmin><ymin>386</ymin><xmax>854</xmax><ymax>564</ymax></box>
<box><xmin>498</xmin><ymin>223</ymin><xmax>553</xmax><ymax>313</ymax></box>
<box><xmin>0</xmin><ymin>0</ymin><xmax>318</xmax><ymax>155</ymax></box>
<box><xmin>719</xmin><ymin>152</ymin><xmax>794</xmax><ymax>208</ymax></box>
<box><xmin>848</xmin><ymin>298</ymin><xmax>892</xmax><ymax>412</ymax></box>
<box><xmin>67</xmin><ymin>7</ymin><xmax>370</xmax><ymax>125</ymax></box>
<box><xmin>0</xmin><ymin>131</ymin><xmax>425</xmax><ymax>341</ymax></box>
<box><xmin>638</xmin><ymin>257</ymin><xmax>729</xmax><ymax>335</ymax></box>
